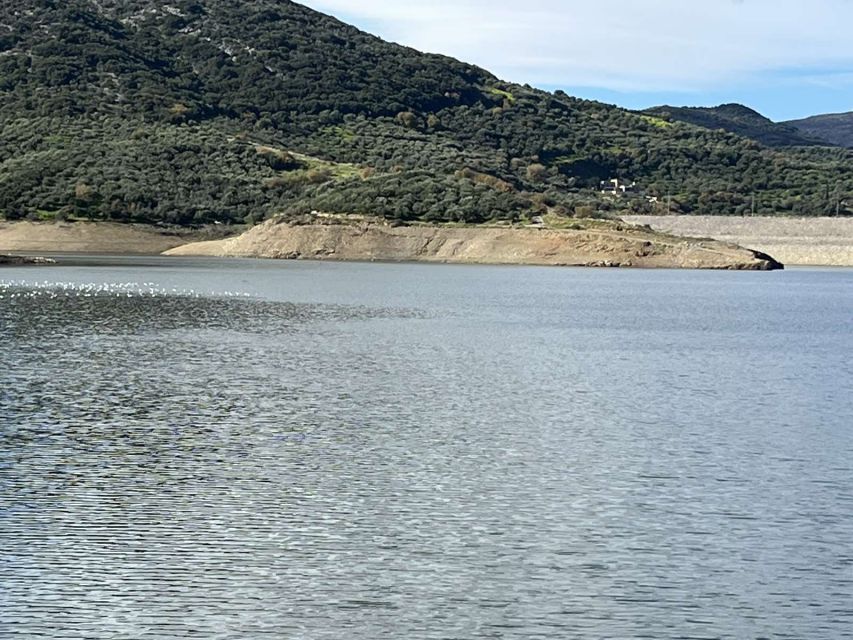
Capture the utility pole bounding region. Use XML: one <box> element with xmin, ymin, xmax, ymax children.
<box><xmin>835</xmin><ymin>183</ymin><xmax>843</xmax><ymax>216</ymax></box>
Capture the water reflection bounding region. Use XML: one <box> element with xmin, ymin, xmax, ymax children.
<box><xmin>1</xmin><ymin>269</ymin><xmax>852</xmax><ymax>639</ymax></box>
<box><xmin>2</xmin><ymin>283</ymin><xmax>433</xmax><ymax>638</ymax></box>
<box><xmin>0</xmin><ymin>281</ymin><xmax>417</xmax><ymax>337</ymax></box>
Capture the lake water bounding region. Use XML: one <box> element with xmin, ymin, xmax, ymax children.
<box><xmin>1</xmin><ymin>257</ymin><xmax>852</xmax><ymax>639</ymax></box>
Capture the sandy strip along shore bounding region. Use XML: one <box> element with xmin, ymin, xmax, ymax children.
<box><xmin>0</xmin><ymin>221</ymin><xmax>232</xmax><ymax>255</ymax></box>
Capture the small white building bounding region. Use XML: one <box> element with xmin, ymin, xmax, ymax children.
<box><xmin>600</xmin><ymin>178</ymin><xmax>636</xmax><ymax>195</ymax></box>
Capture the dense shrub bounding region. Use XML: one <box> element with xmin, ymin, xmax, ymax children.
<box><xmin>0</xmin><ymin>0</ymin><xmax>850</xmax><ymax>224</ymax></box>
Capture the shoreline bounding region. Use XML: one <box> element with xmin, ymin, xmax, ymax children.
<box><xmin>0</xmin><ymin>220</ymin><xmax>235</xmax><ymax>256</ymax></box>
<box><xmin>1</xmin><ymin>218</ymin><xmax>786</xmax><ymax>270</ymax></box>
<box><xmin>622</xmin><ymin>216</ymin><xmax>853</xmax><ymax>267</ymax></box>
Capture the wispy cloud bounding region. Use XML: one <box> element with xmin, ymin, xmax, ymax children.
<box><xmin>300</xmin><ymin>0</ymin><xmax>853</xmax><ymax>92</ymax></box>
<box><xmin>799</xmin><ymin>71</ymin><xmax>853</xmax><ymax>89</ymax></box>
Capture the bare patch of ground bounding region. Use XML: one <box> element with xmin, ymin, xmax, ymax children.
<box><xmin>0</xmin><ymin>221</ymin><xmax>235</xmax><ymax>255</ymax></box>
<box><xmin>165</xmin><ymin>217</ymin><xmax>782</xmax><ymax>270</ymax></box>
<box><xmin>623</xmin><ymin>216</ymin><xmax>853</xmax><ymax>266</ymax></box>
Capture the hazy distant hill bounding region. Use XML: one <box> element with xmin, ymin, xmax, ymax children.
<box><xmin>643</xmin><ymin>104</ymin><xmax>826</xmax><ymax>148</ymax></box>
<box><xmin>786</xmin><ymin>112</ymin><xmax>853</xmax><ymax>149</ymax></box>
<box><xmin>0</xmin><ymin>0</ymin><xmax>850</xmax><ymax>224</ymax></box>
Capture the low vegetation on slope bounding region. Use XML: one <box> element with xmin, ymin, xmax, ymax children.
<box><xmin>0</xmin><ymin>0</ymin><xmax>851</xmax><ymax>226</ymax></box>
<box><xmin>643</xmin><ymin>104</ymin><xmax>826</xmax><ymax>148</ymax></box>
<box><xmin>786</xmin><ymin>112</ymin><xmax>853</xmax><ymax>149</ymax></box>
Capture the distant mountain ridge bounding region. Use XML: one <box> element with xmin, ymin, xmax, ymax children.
<box><xmin>0</xmin><ymin>0</ymin><xmax>850</xmax><ymax>224</ymax></box>
<box><xmin>785</xmin><ymin>112</ymin><xmax>853</xmax><ymax>149</ymax></box>
<box><xmin>643</xmin><ymin>104</ymin><xmax>827</xmax><ymax>148</ymax></box>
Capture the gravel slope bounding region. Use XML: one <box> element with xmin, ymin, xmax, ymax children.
<box><xmin>623</xmin><ymin>216</ymin><xmax>853</xmax><ymax>266</ymax></box>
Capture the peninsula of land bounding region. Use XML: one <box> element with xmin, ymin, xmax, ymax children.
<box><xmin>163</xmin><ymin>216</ymin><xmax>782</xmax><ymax>270</ymax></box>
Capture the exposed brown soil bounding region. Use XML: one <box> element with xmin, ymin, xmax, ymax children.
<box><xmin>165</xmin><ymin>218</ymin><xmax>783</xmax><ymax>270</ymax></box>
<box><xmin>0</xmin><ymin>221</ymin><xmax>234</xmax><ymax>255</ymax></box>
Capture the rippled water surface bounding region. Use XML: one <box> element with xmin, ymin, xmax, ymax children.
<box><xmin>2</xmin><ymin>257</ymin><xmax>852</xmax><ymax>639</ymax></box>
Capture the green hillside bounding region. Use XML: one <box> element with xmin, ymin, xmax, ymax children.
<box><xmin>643</xmin><ymin>104</ymin><xmax>826</xmax><ymax>148</ymax></box>
<box><xmin>0</xmin><ymin>0</ymin><xmax>851</xmax><ymax>225</ymax></box>
<box><xmin>786</xmin><ymin>112</ymin><xmax>853</xmax><ymax>149</ymax></box>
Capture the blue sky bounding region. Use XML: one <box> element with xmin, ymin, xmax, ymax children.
<box><xmin>300</xmin><ymin>0</ymin><xmax>853</xmax><ymax>122</ymax></box>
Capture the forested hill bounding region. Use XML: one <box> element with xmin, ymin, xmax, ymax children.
<box><xmin>643</xmin><ymin>104</ymin><xmax>826</xmax><ymax>148</ymax></box>
<box><xmin>0</xmin><ymin>0</ymin><xmax>851</xmax><ymax>225</ymax></box>
<box><xmin>786</xmin><ymin>112</ymin><xmax>853</xmax><ymax>149</ymax></box>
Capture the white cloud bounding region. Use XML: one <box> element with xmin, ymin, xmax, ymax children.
<box><xmin>299</xmin><ymin>0</ymin><xmax>853</xmax><ymax>91</ymax></box>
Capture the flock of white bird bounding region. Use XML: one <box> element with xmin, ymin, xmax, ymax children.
<box><xmin>0</xmin><ymin>281</ymin><xmax>252</xmax><ymax>300</ymax></box>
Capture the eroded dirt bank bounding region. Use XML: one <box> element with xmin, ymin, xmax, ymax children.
<box><xmin>165</xmin><ymin>218</ymin><xmax>783</xmax><ymax>270</ymax></box>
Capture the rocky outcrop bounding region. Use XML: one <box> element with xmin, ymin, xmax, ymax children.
<box><xmin>165</xmin><ymin>218</ymin><xmax>784</xmax><ymax>270</ymax></box>
<box><xmin>0</xmin><ymin>254</ymin><xmax>56</xmax><ymax>265</ymax></box>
